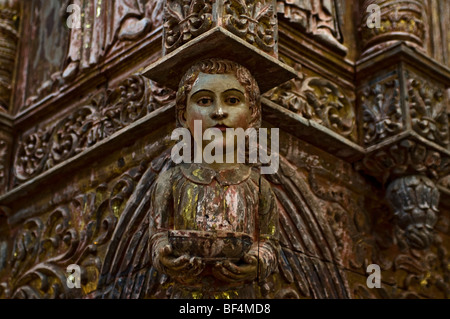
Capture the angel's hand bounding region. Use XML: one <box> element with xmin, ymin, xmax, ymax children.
<box><xmin>212</xmin><ymin>254</ymin><xmax>258</xmax><ymax>283</ymax></box>
<box><xmin>158</xmin><ymin>244</ymin><xmax>205</xmax><ymax>278</ymax></box>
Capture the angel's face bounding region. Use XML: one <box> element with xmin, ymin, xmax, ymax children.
<box><xmin>184</xmin><ymin>72</ymin><xmax>252</xmax><ymax>150</ymax></box>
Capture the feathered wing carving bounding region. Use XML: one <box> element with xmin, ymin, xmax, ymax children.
<box><xmin>268</xmin><ymin>156</ymin><xmax>351</xmax><ymax>298</ymax></box>
<box><xmin>94</xmin><ymin>151</ymin><xmax>350</xmax><ymax>299</ymax></box>
<box><xmin>94</xmin><ymin>150</ymin><xmax>175</xmax><ymax>299</ymax></box>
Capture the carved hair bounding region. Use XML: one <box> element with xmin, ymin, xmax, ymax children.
<box><xmin>175</xmin><ymin>58</ymin><xmax>261</xmax><ymax>128</ymax></box>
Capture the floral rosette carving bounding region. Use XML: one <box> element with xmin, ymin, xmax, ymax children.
<box><xmin>164</xmin><ymin>0</ymin><xmax>213</xmax><ymax>53</ymax></box>
<box><xmin>223</xmin><ymin>0</ymin><xmax>276</xmax><ymax>54</ymax></box>
<box><xmin>14</xmin><ymin>129</ymin><xmax>53</xmax><ymax>182</ymax></box>
<box><xmin>361</xmin><ymin>79</ymin><xmax>402</xmax><ymax>146</ymax></box>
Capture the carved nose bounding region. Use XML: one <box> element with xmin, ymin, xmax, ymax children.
<box><xmin>210</xmin><ymin>105</ymin><xmax>227</xmax><ymax>120</ymax></box>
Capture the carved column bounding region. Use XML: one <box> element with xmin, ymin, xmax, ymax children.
<box><xmin>0</xmin><ymin>0</ymin><xmax>19</xmax><ymax>112</ymax></box>
<box><xmin>356</xmin><ymin>0</ymin><xmax>449</xmax><ymax>250</ymax></box>
<box><xmin>359</xmin><ymin>0</ymin><xmax>427</xmax><ymax>57</ymax></box>
<box><xmin>356</xmin><ymin>45</ymin><xmax>450</xmax><ymax>250</ymax></box>
<box><xmin>0</xmin><ymin>0</ymin><xmax>19</xmax><ymax>195</ymax></box>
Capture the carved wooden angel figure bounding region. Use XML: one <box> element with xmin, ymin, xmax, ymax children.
<box><xmin>148</xmin><ymin>59</ymin><xmax>280</xmax><ymax>298</ymax></box>
<box><xmin>95</xmin><ymin>61</ymin><xmax>350</xmax><ymax>300</ymax></box>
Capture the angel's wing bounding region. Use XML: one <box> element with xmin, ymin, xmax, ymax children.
<box><xmin>266</xmin><ymin>155</ymin><xmax>351</xmax><ymax>299</ymax></box>
<box><xmin>93</xmin><ymin>150</ymin><xmax>175</xmax><ymax>299</ymax></box>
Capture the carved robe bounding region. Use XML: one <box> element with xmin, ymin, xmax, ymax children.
<box><xmin>65</xmin><ymin>0</ymin><xmax>147</xmax><ymax>73</ymax></box>
<box><xmin>279</xmin><ymin>0</ymin><xmax>336</xmax><ymax>33</ymax></box>
<box><xmin>149</xmin><ymin>163</ymin><xmax>279</xmax><ymax>298</ymax></box>
<box><xmin>277</xmin><ymin>0</ymin><xmax>346</xmax><ymax>53</ymax></box>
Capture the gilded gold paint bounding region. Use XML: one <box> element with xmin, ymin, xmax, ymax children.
<box><xmin>112</xmin><ymin>204</ymin><xmax>120</xmax><ymax>218</ymax></box>
<box><xmin>182</xmin><ymin>186</ymin><xmax>198</xmax><ymax>228</ymax></box>
<box><xmin>191</xmin><ymin>292</ymin><xmax>203</xmax><ymax>299</ymax></box>
<box><xmin>268</xmin><ymin>224</ymin><xmax>276</xmax><ymax>236</ymax></box>
<box><xmin>192</xmin><ymin>168</ymin><xmax>202</xmax><ymax>179</ymax></box>
<box><xmin>96</xmin><ymin>0</ymin><xmax>102</xmax><ymax>17</ymax></box>
<box><xmin>420</xmin><ymin>272</ymin><xmax>431</xmax><ymax>287</ymax></box>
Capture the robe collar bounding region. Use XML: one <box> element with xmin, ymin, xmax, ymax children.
<box><xmin>180</xmin><ymin>163</ymin><xmax>252</xmax><ymax>186</ymax></box>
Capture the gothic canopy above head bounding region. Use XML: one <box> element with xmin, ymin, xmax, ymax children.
<box><xmin>144</xmin><ymin>27</ymin><xmax>299</xmax><ymax>93</ymax></box>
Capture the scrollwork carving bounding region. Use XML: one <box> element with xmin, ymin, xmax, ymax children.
<box><xmin>0</xmin><ymin>165</ymin><xmax>146</xmax><ymax>298</ymax></box>
<box><xmin>14</xmin><ymin>129</ymin><xmax>54</xmax><ymax>183</ymax></box>
<box><xmin>352</xmin><ymin>230</ymin><xmax>450</xmax><ymax>298</ymax></box>
<box><xmin>14</xmin><ymin>75</ymin><xmax>175</xmax><ymax>184</ymax></box>
<box><xmin>349</xmin><ymin>187</ymin><xmax>449</xmax><ymax>298</ymax></box>
<box><xmin>265</xmin><ymin>73</ymin><xmax>356</xmax><ymax>141</ymax></box>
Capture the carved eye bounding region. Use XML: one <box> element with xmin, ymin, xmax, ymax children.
<box><xmin>226</xmin><ymin>96</ymin><xmax>240</xmax><ymax>105</ymax></box>
<box><xmin>197</xmin><ymin>97</ymin><xmax>213</xmax><ymax>106</ymax></box>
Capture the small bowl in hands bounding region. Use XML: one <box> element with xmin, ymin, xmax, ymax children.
<box><xmin>168</xmin><ymin>230</ymin><xmax>253</xmax><ymax>262</ymax></box>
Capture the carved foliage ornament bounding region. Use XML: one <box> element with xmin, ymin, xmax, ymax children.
<box><xmin>406</xmin><ymin>72</ymin><xmax>449</xmax><ymax>147</ymax></box>
<box><xmin>353</xmin><ymin>247</ymin><xmax>450</xmax><ymax>298</ymax></box>
<box><xmin>0</xmin><ymin>166</ymin><xmax>144</xmax><ymax>298</ymax></box>
<box><xmin>164</xmin><ymin>0</ymin><xmax>213</xmax><ymax>53</ymax></box>
<box><xmin>361</xmin><ymin>78</ymin><xmax>402</xmax><ymax>146</ymax></box>
<box><xmin>164</xmin><ymin>0</ymin><xmax>277</xmax><ymax>54</ymax></box>
<box><xmin>357</xmin><ymin>139</ymin><xmax>450</xmax><ymax>184</ymax></box>
<box><xmin>14</xmin><ymin>75</ymin><xmax>175</xmax><ymax>184</ymax></box>
<box><xmin>386</xmin><ymin>175</ymin><xmax>439</xmax><ymax>250</ymax></box>
<box><xmin>350</xmin><ymin>190</ymin><xmax>449</xmax><ymax>298</ymax></box>
<box><xmin>266</xmin><ymin>74</ymin><xmax>356</xmax><ymax>141</ymax></box>
<box><xmin>223</xmin><ymin>0</ymin><xmax>276</xmax><ymax>53</ymax></box>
